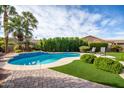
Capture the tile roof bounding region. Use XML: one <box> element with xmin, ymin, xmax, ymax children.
<box><xmin>83</xmin><ymin>35</ymin><xmax>124</xmax><ymax>43</ymax></box>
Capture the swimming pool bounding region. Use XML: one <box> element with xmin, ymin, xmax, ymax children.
<box><xmin>8</xmin><ymin>52</ymin><xmax>80</xmax><ymax>65</ymax></box>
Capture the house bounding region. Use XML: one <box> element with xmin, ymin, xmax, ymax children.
<box><xmin>107</xmin><ymin>40</ymin><xmax>124</xmax><ymax>46</ymax></box>
<box><xmin>82</xmin><ymin>35</ymin><xmax>107</xmax><ymax>43</ymax></box>
<box><xmin>82</xmin><ymin>35</ymin><xmax>124</xmax><ymax>51</ymax></box>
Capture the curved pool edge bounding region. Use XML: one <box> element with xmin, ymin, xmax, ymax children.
<box><xmin>0</xmin><ymin>56</ymin><xmax>80</xmax><ymax>71</ymax></box>
<box><xmin>8</xmin><ymin>52</ymin><xmax>80</xmax><ymax>65</ymax></box>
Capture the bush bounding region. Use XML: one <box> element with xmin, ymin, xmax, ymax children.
<box><xmin>0</xmin><ymin>44</ymin><xmax>5</xmax><ymax>52</ymax></box>
<box><xmin>14</xmin><ymin>45</ymin><xmax>20</xmax><ymax>51</ymax></box>
<box><xmin>33</xmin><ymin>42</ymin><xmax>41</xmax><ymax>50</ymax></box>
<box><xmin>111</xmin><ymin>45</ymin><xmax>123</xmax><ymax>52</ymax></box>
<box><xmin>14</xmin><ymin>45</ymin><xmax>23</xmax><ymax>53</ymax></box>
<box><xmin>79</xmin><ymin>46</ymin><xmax>90</xmax><ymax>52</ymax></box>
<box><xmin>89</xmin><ymin>43</ymin><xmax>108</xmax><ymax>52</ymax></box>
<box><xmin>15</xmin><ymin>49</ymin><xmax>22</xmax><ymax>53</ymax></box>
<box><xmin>8</xmin><ymin>42</ymin><xmax>15</xmax><ymax>46</ymax></box>
<box><xmin>80</xmin><ymin>54</ymin><xmax>96</xmax><ymax>64</ymax></box>
<box><xmin>0</xmin><ymin>47</ymin><xmax>3</xmax><ymax>52</ymax></box>
<box><xmin>94</xmin><ymin>57</ymin><xmax>123</xmax><ymax>74</ymax></box>
<box><xmin>0</xmin><ymin>41</ymin><xmax>4</xmax><ymax>47</ymax></box>
<box><xmin>0</xmin><ymin>40</ymin><xmax>4</xmax><ymax>52</ymax></box>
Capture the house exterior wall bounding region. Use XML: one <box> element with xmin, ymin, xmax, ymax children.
<box><xmin>83</xmin><ymin>35</ymin><xmax>124</xmax><ymax>52</ymax></box>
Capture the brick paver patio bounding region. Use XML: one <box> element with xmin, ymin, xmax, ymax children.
<box><xmin>0</xmin><ymin>69</ymin><xmax>110</xmax><ymax>88</ymax></box>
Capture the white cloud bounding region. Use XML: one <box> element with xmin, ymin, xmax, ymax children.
<box><xmin>105</xmin><ymin>36</ymin><xmax>124</xmax><ymax>40</ymax></box>
<box><xmin>108</xmin><ymin>19</ymin><xmax>117</xmax><ymax>26</ymax></box>
<box><xmin>115</xmin><ymin>31</ymin><xmax>124</xmax><ymax>35</ymax></box>
<box><xmin>13</xmin><ymin>5</ymin><xmax>106</xmax><ymax>39</ymax></box>
<box><xmin>87</xmin><ymin>13</ymin><xmax>102</xmax><ymax>23</ymax></box>
<box><xmin>0</xmin><ymin>5</ymin><xmax>122</xmax><ymax>40</ymax></box>
<box><xmin>101</xmin><ymin>19</ymin><xmax>110</xmax><ymax>27</ymax></box>
<box><xmin>101</xmin><ymin>18</ymin><xmax>118</xmax><ymax>27</ymax></box>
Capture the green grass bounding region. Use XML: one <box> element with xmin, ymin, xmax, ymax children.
<box><xmin>107</xmin><ymin>52</ymin><xmax>124</xmax><ymax>61</ymax></box>
<box><xmin>51</xmin><ymin>60</ymin><xmax>124</xmax><ymax>87</ymax></box>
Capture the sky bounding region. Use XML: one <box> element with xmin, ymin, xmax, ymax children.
<box><xmin>0</xmin><ymin>5</ymin><xmax>124</xmax><ymax>40</ymax></box>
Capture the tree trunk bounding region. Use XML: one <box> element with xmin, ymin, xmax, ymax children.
<box><xmin>3</xmin><ymin>6</ymin><xmax>8</xmax><ymax>53</ymax></box>
<box><xmin>25</xmin><ymin>40</ymin><xmax>30</xmax><ymax>51</ymax></box>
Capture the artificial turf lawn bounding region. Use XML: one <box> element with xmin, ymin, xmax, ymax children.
<box><xmin>51</xmin><ymin>60</ymin><xmax>124</xmax><ymax>87</ymax></box>
<box><xmin>107</xmin><ymin>52</ymin><xmax>124</xmax><ymax>61</ymax></box>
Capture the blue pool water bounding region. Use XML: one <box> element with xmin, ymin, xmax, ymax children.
<box><xmin>8</xmin><ymin>52</ymin><xmax>80</xmax><ymax>65</ymax></box>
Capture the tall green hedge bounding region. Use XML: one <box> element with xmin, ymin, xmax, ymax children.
<box><xmin>94</xmin><ymin>57</ymin><xmax>123</xmax><ymax>74</ymax></box>
<box><xmin>89</xmin><ymin>43</ymin><xmax>108</xmax><ymax>52</ymax></box>
<box><xmin>40</xmin><ymin>37</ymin><xmax>87</xmax><ymax>52</ymax></box>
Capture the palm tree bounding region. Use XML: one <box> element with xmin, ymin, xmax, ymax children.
<box><xmin>0</xmin><ymin>5</ymin><xmax>17</xmax><ymax>53</ymax></box>
<box><xmin>22</xmin><ymin>11</ymin><xmax>38</xmax><ymax>51</ymax></box>
<box><xmin>8</xmin><ymin>12</ymin><xmax>38</xmax><ymax>51</ymax></box>
<box><xmin>8</xmin><ymin>15</ymin><xmax>24</xmax><ymax>50</ymax></box>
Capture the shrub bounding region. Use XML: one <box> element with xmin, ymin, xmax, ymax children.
<box><xmin>89</xmin><ymin>43</ymin><xmax>108</xmax><ymax>52</ymax></box>
<box><xmin>111</xmin><ymin>45</ymin><xmax>123</xmax><ymax>52</ymax></box>
<box><xmin>33</xmin><ymin>42</ymin><xmax>41</xmax><ymax>50</ymax></box>
<box><xmin>0</xmin><ymin>38</ymin><xmax>4</xmax><ymax>52</ymax></box>
<box><xmin>0</xmin><ymin>47</ymin><xmax>3</xmax><ymax>52</ymax></box>
<box><xmin>14</xmin><ymin>45</ymin><xmax>19</xmax><ymax>51</ymax></box>
<box><xmin>94</xmin><ymin>57</ymin><xmax>123</xmax><ymax>74</ymax></box>
<box><xmin>14</xmin><ymin>45</ymin><xmax>23</xmax><ymax>53</ymax></box>
<box><xmin>15</xmin><ymin>49</ymin><xmax>22</xmax><ymax>53</ymax></box>
<box><xmin>0</xmin><ymin>44</ymin><xmax>5</xmax><ymax>52</ymax></box>
<box><xmin>0</xmin><ymin>41</ymin><xmax>4</xmax><ymax>47</ymax></box>
<box><xmin>80</xmin><ymin>54</ymin><xmax>96</xmax><ymax>64</ymax></box>
<box><xmin>79</xmin><ymin>46</ymin><xmax>90</xmax><ymax>52</ymax></box>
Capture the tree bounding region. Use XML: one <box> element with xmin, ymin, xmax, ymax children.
<box><xmin>22</xmin><ymin>11</ymin><xmax>38</xmax><ymax>51</ymax></box>
<box><xmin>8</xmin><ymin>11</ymin><xmax>38</xmax><ymax>51</ymax></box>
<box><xmin>8</xmin><ymin>15</ymin><xmax>24</xmax><ymax>50</ymax></box>
<box><xmin>0</xmin><ymin>5</ymin><xmax>17</xmax><ymax>53</ymax></box>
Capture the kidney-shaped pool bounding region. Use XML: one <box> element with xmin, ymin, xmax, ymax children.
<box><xmin>8</xmin><ymin>52</ymin><xmax>80</xmax><ymax>65</ymax></box>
